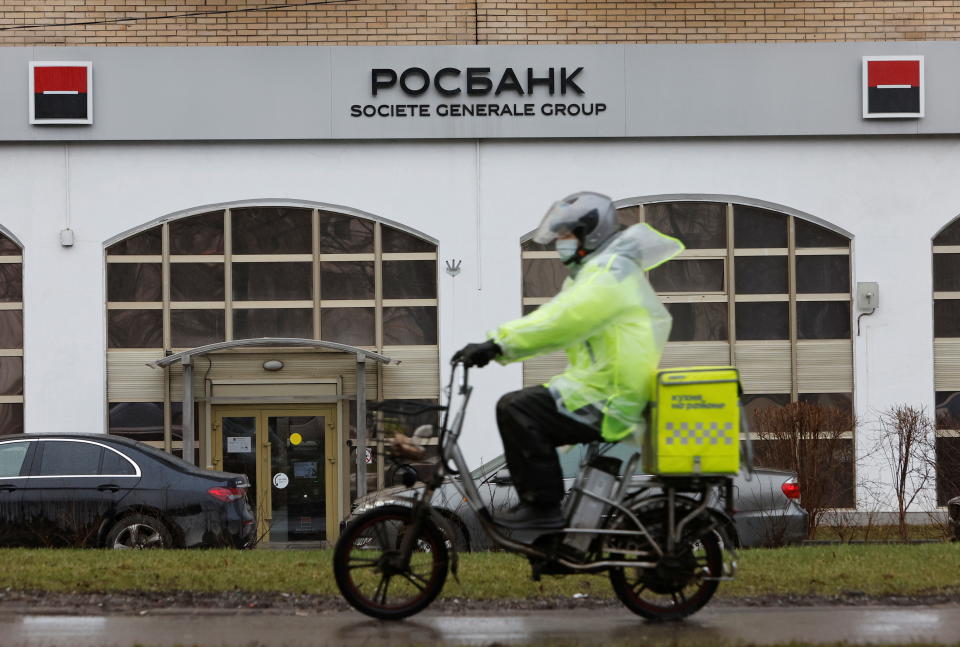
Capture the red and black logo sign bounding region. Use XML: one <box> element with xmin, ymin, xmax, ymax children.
<box><xmin>862</xmin><ymin>56</ymin><xmax>923</xmax><ymax>118</ymax></box>
<box><xmin>29</xmin><ymin>62</ymin><xmax>93</xmax><ymax>124</ymax></box>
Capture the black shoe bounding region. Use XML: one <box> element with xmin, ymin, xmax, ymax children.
<box><xmin>494</xmin><ymin>503</ymin><xmax>565</xmax><ymax>530</ymax></box>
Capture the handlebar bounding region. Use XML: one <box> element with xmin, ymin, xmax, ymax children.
<box><xmin>448</xmin><ymin>356</ymin><xmax>471</xmax><ymax>395</ymax></box>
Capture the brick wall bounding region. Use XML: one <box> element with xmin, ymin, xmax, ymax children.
<box><xmin>2</xmin><ymin>1</ymin><xmax>960</xmax><ymax>46</ymax></box>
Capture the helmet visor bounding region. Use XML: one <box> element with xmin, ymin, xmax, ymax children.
<box><xmin>532</xmin><ymin>199</ymin><xmax>581</xmax><ymax>245</ymax></box>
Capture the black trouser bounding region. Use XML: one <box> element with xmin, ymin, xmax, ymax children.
<box><xmin>495</xmin><ymin>385</ymin><xmax>603</xmax><ymax>507</ymax></box>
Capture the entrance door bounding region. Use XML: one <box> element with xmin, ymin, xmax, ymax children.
<box><xmin>212</xmin><ymin>406</ymin><xmax>338</xmax><ymax>544</ymax></box>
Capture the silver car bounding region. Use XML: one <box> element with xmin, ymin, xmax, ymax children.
<box><xmin>352</xmin><ymin>443</ymin><xmax>808</xmax><ymax>549</ymax></box>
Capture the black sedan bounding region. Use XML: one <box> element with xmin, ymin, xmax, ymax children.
<box><xmin>0</xmin><ymin>434</ymin><xmax>254</xmax><ymax>549</ymax></box>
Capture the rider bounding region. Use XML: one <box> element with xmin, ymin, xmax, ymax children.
<box><xmin>455</xmin><ymin>192</ymin><xmax>683</xmax><ymax>529</ymax></box>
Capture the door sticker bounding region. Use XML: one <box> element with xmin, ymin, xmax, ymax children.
<box><xmin>289</xmin><ymin>432</ymin><xmax>303</xmax><ymax>446</ymax></box>
<box><xmin>273</xmin><ymin>472</ymin><xmax>290</xmax><ymax>489</ymax></box>
<box><xmin>227</xmin><ymin>437</ymin><xmax>252</xmax><ymax>453</ymax></box>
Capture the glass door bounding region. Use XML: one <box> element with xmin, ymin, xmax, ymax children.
<box><xmin>212</xmin><ymin>405</ymin><xmax>338</xmax><ymax>544</ymax></box>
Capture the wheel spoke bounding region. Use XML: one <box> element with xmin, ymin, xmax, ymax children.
<box><xmin>400</xmin><ymin>571</ymin><xmax>426</xmax><ymax>592</ymax></box>
<box><xmin>348</xmin><ymin>561</ymin><xmax>378</xmax><ymax>571</ymax></box>
<box><xmin>375</xmin><ymin>574</ymin><xmax>391</xmax><ymax>605</ymax></box>
<box><xmin>407</xmin><ymin>568</ymin><xmax>430</xmax><ymax>585</ymax></box>
<box><xmin>142</xmin><ymin>532</ymin><xmax>162</xmax><ymax>548</ymax></box>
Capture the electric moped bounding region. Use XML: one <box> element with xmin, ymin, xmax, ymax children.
<box><xmin>333</xmin><ymin>359</ymin><xmax>743</xmax><ymax>621</ymax></box>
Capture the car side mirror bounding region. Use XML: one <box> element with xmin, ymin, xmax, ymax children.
<box><xmin>492</xmin><ymin>469</ymin><xmax>512</xmax><ymax>485</ymax></box>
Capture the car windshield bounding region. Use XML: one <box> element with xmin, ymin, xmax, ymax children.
<box><xmin>469</xmin><ymin>455</ymin><xmax>506</xmax><ymax>479</ymax></box>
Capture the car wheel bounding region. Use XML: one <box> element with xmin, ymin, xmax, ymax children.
<box><xmin>106</xmin><ymin>514</ymin><xmax>173</xmax><ymax>550</ymax></box>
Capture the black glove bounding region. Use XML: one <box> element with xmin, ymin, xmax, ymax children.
<box><xmin>453</xmin><ymin>340</ymin><xmax>502</xmax><ymax>368</ymax></box>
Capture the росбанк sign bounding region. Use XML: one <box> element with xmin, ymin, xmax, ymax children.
<box><xmin>351</xmin><ymin>66</ymin><xmax>607</xmax><ymax>119</ymax></box>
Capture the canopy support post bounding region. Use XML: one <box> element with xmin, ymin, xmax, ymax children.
<box><xmin>355</xmin><ymin>353</ymin><xmax>367</xmax><ymax>500</ymax></box>
<box><xmin>182</xmin><ymin>356</ymin><xmax>194</xmax><ymax>465</ymax></box>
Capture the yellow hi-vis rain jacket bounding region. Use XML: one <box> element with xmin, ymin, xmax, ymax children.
<box><xmin>490</xmin><ymin>224</ymin><xmax>684</xmax><ymax>442</ymax></box>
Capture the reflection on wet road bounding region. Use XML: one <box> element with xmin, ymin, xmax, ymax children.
<box><xmin>2</xmin><ymin>606</ymin><xmax>959</xmax><ymax>646</ymax></box>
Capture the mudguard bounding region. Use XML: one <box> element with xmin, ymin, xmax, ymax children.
<box><xmin>703</xmin><ymin>506</ymin><xmax>741</xmax><ymax>549</ymax></box>
<box><xmin>624</xmin><ymin>493</ymin><xmax>740</xmax><ymax>549</ymax></box>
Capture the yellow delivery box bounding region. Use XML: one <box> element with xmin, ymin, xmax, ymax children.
<box><xmin>644</xmin><ymin>366</ymin><xmax>741</xmax><ymax>476</ymax></box>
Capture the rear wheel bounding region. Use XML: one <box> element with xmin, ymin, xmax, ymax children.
<box><xmin>606</xmin><ymin>500</ymin><xmax>723</xmax><ymax>621</ymax></box>
<box><xmin>106</xmin><ymin>514</ymin><xmax>172</xmax><ymax>550</ymax></box>
<box><xmin>333</xmin><ymin>505</ymin><xmax>448</xmax><ymax>620</ymax></box>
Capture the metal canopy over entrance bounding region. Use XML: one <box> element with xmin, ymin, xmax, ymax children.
<box><xmin>151</xmin><ymin>337</ymin><xmax>393</xmax><ymax>499</ymax></box>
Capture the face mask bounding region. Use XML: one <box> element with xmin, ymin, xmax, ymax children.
<box><xmin>555</xmin><ymin>239</ymin><xmax>580</xmax><ymax>262</ymax></box>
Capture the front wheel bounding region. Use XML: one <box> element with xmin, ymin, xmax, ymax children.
<box><xmin>333</xmin><ymin>504</ymin><xmax>448</xmax><ymax>620</ymax></box>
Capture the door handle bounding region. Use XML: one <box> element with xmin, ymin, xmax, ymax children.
<box><xmin>97</xmin><ymin>484</ymin><xmax>120</xmax><ymax>492</ymax></box>
<box><xmin>0</xmin><ymin>484</ymin><xmax>15</xmax><ymax>492</ymax></box>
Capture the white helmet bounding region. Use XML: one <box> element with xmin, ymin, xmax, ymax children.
<box><xmin>533</xmin><ymin>191</ymin><xmax>619</xmax><ymax>257</ymax></box>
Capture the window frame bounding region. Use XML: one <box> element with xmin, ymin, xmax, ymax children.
<box><xmin>106</xmin><ymin>208</ymin><xmax>438</xmax><ymax>352</ymax></box>
<box><xmin>0</xmin><ymin>227</ymin><xmax>24</xmax><ymax>434</ymax></box>
<box><xmin>931</xmin><ymin>223</ymin><xmax>960</xmax><ymax>505</ymax></box>
<box><xmin>105</xmin><ymin>202</ymin><xmax>439</xmax><ymax>456</ymax></box>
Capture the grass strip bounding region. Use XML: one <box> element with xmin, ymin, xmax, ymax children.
<box><xmin>0</xmin><ymin>544</ymin><xmax>958</xmax><ymax>600</ymax></box>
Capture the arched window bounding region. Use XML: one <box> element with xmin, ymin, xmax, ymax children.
<box><xmin>105</xmin><ymin>204</ymin><xmax>439</xmax><ymax>463</ymax></box>
<box><xmin>521</xmin><ymin>198</ymin><xmax>854</xmax><ymax>505</ymax></box>
<box><xmin>0</xmin><ymin>229</ymin><xmax>23</xmax><ymax>435</ymax></box>
<box><xmin>931</xmin><ymin>220</ymin><xmax>960</xmax><ymax>504</ymax></box>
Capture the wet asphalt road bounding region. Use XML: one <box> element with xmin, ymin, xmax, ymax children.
<box><xmin>2</xmin><ymin>606</ymin><xmax>960</xmax><ymax>647</ymax></box>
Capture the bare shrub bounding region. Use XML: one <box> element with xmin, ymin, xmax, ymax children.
<box><xmin>752</xmin><ymin>402</ymin><xmax>854</xmax><ymax>538</ymax></box>
<box><xmin>876</xmin><ymin>405</ymin><xmax>936</xmax><ymax>541</ymax></box>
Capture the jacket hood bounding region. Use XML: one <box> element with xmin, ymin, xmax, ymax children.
<box><xmin>585</xmin><ymin>223</ymin><xmax>684</xmax><ymax>271</ymax></box>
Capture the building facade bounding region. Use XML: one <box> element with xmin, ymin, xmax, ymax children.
<box><xmin>2</xmin><ymin>3</ymin><xmax>960</xmax><ymax>541</ymax></box>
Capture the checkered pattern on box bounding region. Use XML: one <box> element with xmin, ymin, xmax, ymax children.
<box><xmin>663</xmin><ymin>421</ymin><xmax>734</xmax><ymax>446</ymax></box>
